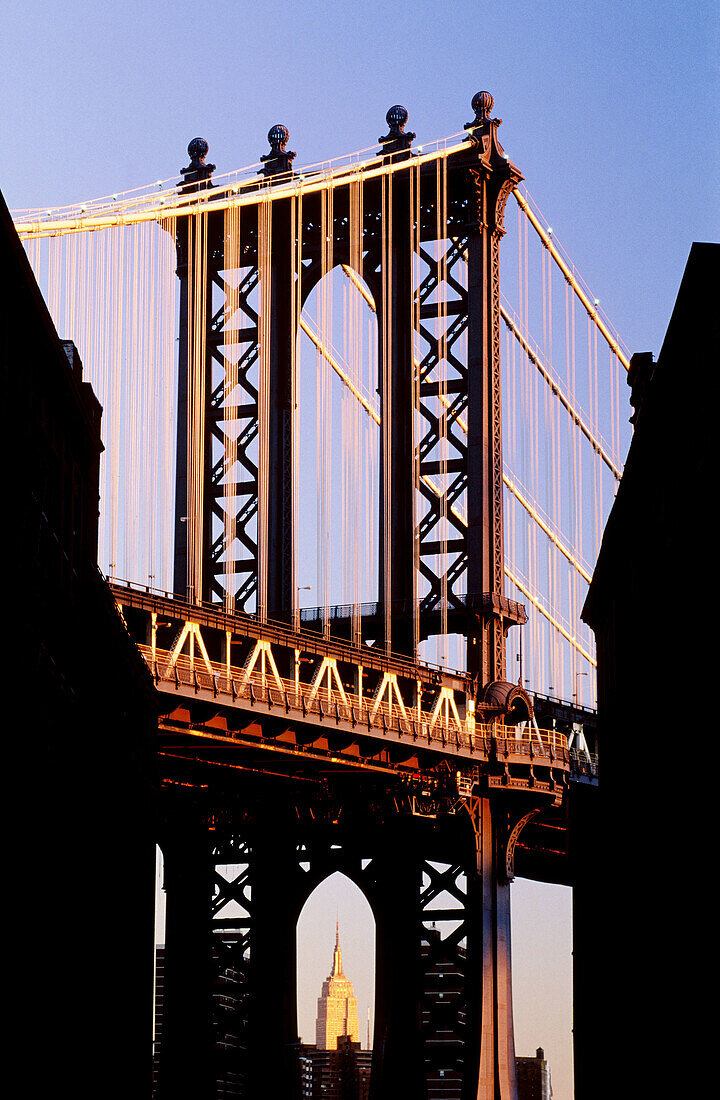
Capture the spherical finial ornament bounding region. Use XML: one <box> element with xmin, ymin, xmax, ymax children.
<box><xmin>187</xmin><ymin>137</ymin><xmax>210</xmax><ymax>164</ymax></box>
<box><xmin>180</xmin><ymin>136</ymin><xmax>215</xmax><ymax>187</ymax></box>
<box><xmin>379</xmin><ymin>105</ymin><xmax>415</xmax><ymax>153</ymax></box>
<box><xmin>267</xmin><ymin>124</ymin><xmax>290</xmax><ymax>153</ymax></box>
<box><xmin>471</xmin><ymin>91</ymin><xmax>494</xmax><ymax>120</ymax></box>
<box><xmin>261</xmin><ymin>124</ymin><xmax>296</xmax><ymax>177</ymax></box>
<box><xmin>386</xmin><ymin>105</ymin><xmax>409</xmax><ymax>134</ymax></box>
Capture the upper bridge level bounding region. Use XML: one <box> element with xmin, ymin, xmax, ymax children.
<box><xmin>110</xmin><ymin>579</ymin><xmax>596</xmax><ymax>808</ymax></box>
<box><xmin>14</xmin><ymin>95</ymin><xmax>631</xmax><ymax>717</ymax></box>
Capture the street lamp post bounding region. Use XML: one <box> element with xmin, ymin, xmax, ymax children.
<box><xmin>295</xmin><ymin>586</ymin><xmax>311</xmax><ymax>632</ymax></box>
<box><xmin>573</xmin><ymin>671</ymin><xmax>588</xmax><ymax>706</ymax></box>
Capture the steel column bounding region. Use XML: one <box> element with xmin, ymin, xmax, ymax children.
<box><xmin>244</xmin><ymin>818</ymin><xmax>303</xmax><ymax>1097</ymax></box>
<box><xmin>173</xmin><ymin>211</ymin><xmax>214</xmax><ymax>604</ymax></box>
<box><xmin>369</xmin><ymin>819</ymin><xmax>427</xmax><ymax>1099</ymax></box>
<box><xmin>466</xmin><ymin>797</ymin><xmax>518</xmax><ymax>1100</ymax></box>
<box><xmin>264</xmin><ymin>197</ymin><xmax>295</xmax><ymax>624</ymax></box>
<box><xmin>378</xmin><ymin>167</ymin><xmax>415</xmax><ymax>657</ymax></box>
<box><xmin>463</xmin><ymin>119</ymin><xmax>522</xmax><ymax>684</ymax></box>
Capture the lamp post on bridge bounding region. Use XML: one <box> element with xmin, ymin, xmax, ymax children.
<box><xmin>574</xmin><ymin>671</ymin><xmax>588</xmax><ymax>706</ymax></box>
<box><xmin>295</xmin><ymin>585</ymin><xmax>311</xmax><ymax>633</ymax></box>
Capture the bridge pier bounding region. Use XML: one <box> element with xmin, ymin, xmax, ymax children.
<box><xmin>245</xmin><ymin>815</ymin><xmax>303</xmax><ymax>1098</ymax></box>
<box><xmin>370</xmin><ymin>818</ymin><xmax>427</xmax><ymax>1099</ymax></box>
<box><xmin>466</xmin><ymin>797</ymin><xmax>518</xmax><ymax>1100</ymax></box>
<box><xmin>154</xmin><ymin>788</ymin><xmax>533</xmax><ymax>1099</ymax></box>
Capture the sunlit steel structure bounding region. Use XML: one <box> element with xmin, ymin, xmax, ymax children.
<box><xmin>11</xmin><ymin>93</ymin><xmax>612</xmax><ymax>1100</ymax></box>
<box><xmin>104</xmin><ymin>96</ymin><xmax>597</xmax><ymax>1100</ymax></box>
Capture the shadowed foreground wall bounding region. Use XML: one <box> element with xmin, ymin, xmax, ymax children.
<box><xmin>3</xmin><ymin>186</ymin><xmax>158</xmax><ymax>1098</ymax></box>
<box><xmin>582</xmin><ymin>242</ymin><xmax>718</xmax><ymax>1100</ymax></box>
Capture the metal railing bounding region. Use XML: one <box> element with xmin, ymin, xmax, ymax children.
<box><xmin>141</xmin><ymin>645</ymin><xmax>569</xmax><ymax>769</ymax></box>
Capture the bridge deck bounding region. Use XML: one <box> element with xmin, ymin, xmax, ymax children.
<box><xmin>110</xmin><ymin>582</ymin><xmax>590</xmax><ymax>809</ymax></box>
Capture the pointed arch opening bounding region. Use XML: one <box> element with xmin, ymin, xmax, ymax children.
<box><xmin>296</xmin><ymin>870</ymin><xmax>376</xmax><ymax>1052</ymax></box>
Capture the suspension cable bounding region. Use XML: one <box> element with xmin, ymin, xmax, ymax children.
<box><xmin>511</xmin><ymin>188</ymin><xmax>630</xmax><ymax>371</ymax></box>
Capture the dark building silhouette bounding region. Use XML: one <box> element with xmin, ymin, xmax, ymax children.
<box><xmin>154</xmin><ymin>938</ymin><xmax>248</xmax><ymax>1099</ymax></box>
<box><xmin>581</xmin><ymin>242</ymin><xmax>718</xmax><ymax>1100</ymax></box>
<box><xmin>4</xmin><ymin>185</ymin><xmax>158</xmax><ymax>1097</ymax></box>
<box><xmin>153</xmin><ymin>945</ymin><xmax>167</xmax><ymax>1090</ymax></box>
<box><xmin>421</xmin><ymin>929</ymin><xmax>466</xmax><ymax>1097</ymax></box>
<box><xmin>299</xmin><ymin>1037</ymin><xmax>372</xmax><ymax>1100</ymax></box>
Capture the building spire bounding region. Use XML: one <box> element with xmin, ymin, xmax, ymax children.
<box><xmin>332</xmin><ymin>917</ymin><xmax>343</xmax><ymax>976</ymax></box>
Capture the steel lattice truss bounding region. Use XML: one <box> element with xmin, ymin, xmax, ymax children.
<box><xmin>208</xmin><ymin>256</ymin><xmax>260</xmax><ymax>612</ymax></box>
<box><xmin>414</xmin><ymin>233</ymin><xmax>471</xmax><ymax>615</ymax></box>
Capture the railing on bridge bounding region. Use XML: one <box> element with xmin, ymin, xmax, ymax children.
<box><xmin>140</xmin><ymin>644</ymin><xmax>569</xmax><ymax>764</ymax></box>
<box><xmin>110</xmin><ymin>578</ymin><xmax>579</xmax><ymax>792</ymax></box>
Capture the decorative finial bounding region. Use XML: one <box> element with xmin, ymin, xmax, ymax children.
<box><xmin>379</xmin><ymin>105</ymin><xmax>415</xmax><ymax>160</ymax></box>
<box><xmin>179</xmin><ymin>137</ymin><xmax>216</xmax><ymax>191</ymax></box>
<box><xmin>187</xmin><ymin>137</ymin><xmax>210</xmax><ymax>166</ymax></box>
<box><xmin>464</xmin><ymin>91</ymin><xmax>508</xmax><ymax>165</ymax></box>
<box><xmin>261</xmin><ymin>124</ymin><xmax>296</xmax><ymax>178</ymax></box>
<box><xmin>467</xmin><ymin>91</ymin><xmax>496</xmax><ymax>128</ymax></box>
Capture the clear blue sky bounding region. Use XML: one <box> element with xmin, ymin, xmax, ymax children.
<box><xmin>9</xmin><ymin>4</ymin><xmax>717</xmax><ymax>1099</ymax></box>
<box><xmin>3</xmin><ymin>0</ymin><xmax>718</xmax><ymax>357</ymax></box>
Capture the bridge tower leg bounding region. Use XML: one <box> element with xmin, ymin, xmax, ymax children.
<box><xmin>172</xmin><ymin>136</ymin><xmax>298</xmax><ymax>618</ymax></box>
<box><xmin>173</xmin><ymin>209</ymin><xmax>213</xmax><ymax>604</ymax></box>
<box><xmin>462</xmin><ymin>94</ymin><xmax>524</xmax><ymax>687</ymax></box>
<box><xmin>263</xmin><ymin>193</ymin><xmax>296</xmax><ymax>624</ymax></box>
<box><xmin>465</xmin><ymin>797</ymin><xmax>518</xmax><ymax>1100</ymax></box>
<box><xmin>172</xmin><ymin>141</ymin><xmax>217</xmax><ymax>606</ymax></box>
<box><xmin>369</xmin><ymin>817</ymin><xmax>427</xmax><ymax>1099</ymax></box>
<box><xmin>376</xmin><ymin>118</ymin><xmax>417</xmax><ymax>657</ymax></box>
<box><xmin>245</xmin><ymin>813</ymin><xmax>303</xmax><ymax>1098</ymax></box>
<box><xmin>365</xmin><ymin>795</ymin><xmax>527</xmax><ymax>1100</ymax></box>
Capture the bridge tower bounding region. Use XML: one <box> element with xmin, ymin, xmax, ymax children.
<box><xmin>154</xmin><ymin>95</ymin><xmax>553</xmax><ymax>1100</ymax></box>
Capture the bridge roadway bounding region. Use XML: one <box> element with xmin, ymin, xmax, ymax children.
<box><xmin>111</xmin><ymin>580</ymin><xmax>595</xmax><ymax>870</ymax></box>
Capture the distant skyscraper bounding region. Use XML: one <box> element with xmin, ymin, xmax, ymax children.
<box><xmin>315</xmin><ymin>922</ymin><xmax>360</xmax><ymax>1050</ymax></box>
<box><xmin>300</xmin><ymin>924</ymin><xmax>371</xmax><ymax>1099</ymax></box>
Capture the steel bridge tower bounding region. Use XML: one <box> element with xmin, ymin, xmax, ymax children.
<box><xmin>142</xmin><ymin>95</ymin><xmax>576</xmax><ymax>1100</ymax></box>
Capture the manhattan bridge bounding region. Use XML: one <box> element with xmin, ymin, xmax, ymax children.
<box><xmin>14</xmin><ymin>94</ymin><xmax>630</xmax><ymax>1099</ymax></box>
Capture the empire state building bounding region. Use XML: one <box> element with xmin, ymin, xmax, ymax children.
<box><xmin>315</xmin><ymin>923</ymin><xmax>360</xmax><ymax>1050</ymax></box>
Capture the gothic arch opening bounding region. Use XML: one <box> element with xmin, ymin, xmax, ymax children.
<box><xmin>296</xmin><ymin>265</ymin><xmax>379</xmax><ymax>622</ymax></box>
<box><xmin>296</xmin><ymin>870</ymin><xmax>376</xmax><ymax>1052</ymax></box>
